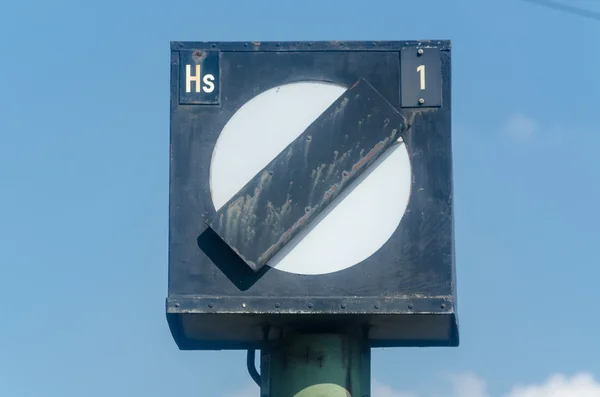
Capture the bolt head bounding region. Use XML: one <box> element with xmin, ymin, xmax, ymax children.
<box><xmin>418</xmin><ymin>98</ymin><xmax>425</xmax><ymax>105</ymax></box>
<box><xmin>417</xmin><ymin>48</ymin><xmax>424</xmax><ymax>55</ymax></box>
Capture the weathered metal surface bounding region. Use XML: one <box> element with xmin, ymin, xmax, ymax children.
<box><xmin>171</xmin><ymin>40</ymin><xmax>452</xmax><ymax>52</ymax></box>
<box><xmin>167</xmin><ymin>41</ymin><xmax>457</xmax><ymax>350</ymax></box>
<box><xmin>207</xmin><ymin>78</ymin><xmax>408</xmax><ymax>272</ymax></box>
<box><xmin>264</xmin><ymin>334</ymin><xmax>370</xmax><ymax>397</ymax></box>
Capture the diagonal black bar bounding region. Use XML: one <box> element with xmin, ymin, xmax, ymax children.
<box><xmin>206</xmin><ymin>78</ymin><xmax>408</xmax><ymax>272</ymax></box>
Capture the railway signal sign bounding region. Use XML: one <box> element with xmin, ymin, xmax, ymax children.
<box><xmin>167</xmin><ymin>41</ymin><xmax>458</xmax><ymax>350</ymax></box>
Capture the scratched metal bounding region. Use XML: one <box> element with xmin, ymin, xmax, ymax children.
<box><xmin>206</xmin><ymin>78</ymin><xmax>408</xmax><ymax>272</ymax></box>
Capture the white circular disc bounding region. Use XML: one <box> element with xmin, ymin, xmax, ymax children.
<box><xmin>210</xmin><ymin>81</ymin><xmax>411</xmax><ymax>275</ymax></box>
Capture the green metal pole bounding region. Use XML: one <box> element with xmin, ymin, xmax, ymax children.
<box><xmin>261</xmin><ymin>333</ymin><xmax>370</xmax><ymax>397</ymax></box>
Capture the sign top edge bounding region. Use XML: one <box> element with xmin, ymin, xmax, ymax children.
<box><xmin>170</xmin><ymin>40</ymin><xmax>452</xmax><ymax>51</ymax></box>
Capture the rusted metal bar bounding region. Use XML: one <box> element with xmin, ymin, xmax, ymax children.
<box><xmin>207</xmin><ymin>78</ymin><xmax>408</xmax><ymax>272</ymax></box>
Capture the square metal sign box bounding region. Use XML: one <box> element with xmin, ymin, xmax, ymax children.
<box><xmin>167</xmin><ymin>40</ymin><xmax>458</xmax><ymax>350</ymax></box>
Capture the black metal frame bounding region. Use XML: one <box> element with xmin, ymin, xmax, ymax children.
<box><xmin>167</xmin><ymin>40</ymin><xmax>457</xmax><ymax>350</ymax></box>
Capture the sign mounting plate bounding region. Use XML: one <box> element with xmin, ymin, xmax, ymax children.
<box><xmin>400</xmin><ymin>47</ymin><xmax>442</xmax><ymax>108</ymax></box>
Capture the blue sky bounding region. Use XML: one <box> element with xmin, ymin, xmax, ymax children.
<box><xmin>1</xmin><ymin>0</ymin><xmax>600</xmax><ymax>396</ymax></box>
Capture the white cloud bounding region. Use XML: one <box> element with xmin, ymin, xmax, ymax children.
<box><xmin>506</xmin><ymin>373</ymin><xmax>600</xmax><ymax>397</ymax></box>
<box><xmin>444</xmin><ymin>372</ymin><xmax>600</xmax><ymax>397</ymax></box>
<box><xmin>442</xmin><ymin>372</ymin><xmax>600</xmax><ymax>397</ymax></box>
<box><xmin>501</xmin><ymin>113</ymin><xmax>565</xmax><ymax>146</ymax></box>
<box><xmin>372</xmin><ymin>379</ymin><xmax>419</xmax><ymax>397</ymax></box>
<box><xmin>448</xmin><ymin>372</ymin><xmax>489</xmax><ymax>397</ymax></box>
<box><xmin>503</xmin><ymin>113</ymin><xmax>539</xmax><ymax>142</ymax></box>
<box><xmin>224</xmin><ymin>372</ymin><xmax>600</xmax><ymax>397</ymax></box>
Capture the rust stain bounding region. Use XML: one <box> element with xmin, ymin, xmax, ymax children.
<box><xmin>323</xmin><ymin>183</ymin><xmax>339</xmax><ymax>200</ymax></box>
<box><xmin>258</xmin><ymin>205</ymin><xmax>315</xmax><ymax>265</ymax></box>
<box><xmin>192</xmin><ymin>50</ymin><xmax>206</xmax><ymax>62</ymax></box>
<box><xmin>351</xmin><ymin>138</ymin><xmax>389</xmax><ymax>172</ymax></box>
<box><xmin>322</xmin><ymin>132</ymin><xmax>395</xmax><ymax>203</ymax></box>
<box><xmin>259</xmin><ymin>135</ymin><xmax>395</xmax><ymax>264</ymax></box>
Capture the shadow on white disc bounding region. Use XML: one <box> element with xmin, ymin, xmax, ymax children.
<box><xmin>210</xmin><ymin>81</ymin><xmax>411</xmax><ymax>275</ymax></box>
